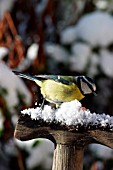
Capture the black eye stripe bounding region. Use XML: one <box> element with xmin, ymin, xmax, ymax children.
<box><xmin>76</xmin><ymin>76</ymin><xmax>84</xmax><ymax>93</ymax></box>
<box><xmin>83</xmin><ymin>76</ymin><xmax>94</xmax><ymax>86</ymax></box>
<box><xmin>76</xmin><ymin>76</ymin><xmax>95</xmax><ymax>93</ymax></box>
<box><xmin>82</xmin><ymin>76</ymin><xmax>95</xmax><ymax>92</ymax></box>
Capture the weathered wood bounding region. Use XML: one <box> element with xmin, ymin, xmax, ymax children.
<box><xmin>14</xmin><ymin>113</ymin><xmax>113</xmax><ymax>170</ymax></box>
<box><xmin>52</xmin><ymin>144</ymin><xmax>84</xmax><ymax>170</ymax></box>
<box><xmin>14</xmin><ymin>114</ymin><xmax>113</xmax><ymax>148</ymax></box>
<box><xmin>14</xmin><ymin>123</ymin><xmax>56</xmax><ymax>145</ymax></box>
<box><xmin>89</xmin><ymin>130</ymin><xmax>113</xmax><ymax>148</ymax></box>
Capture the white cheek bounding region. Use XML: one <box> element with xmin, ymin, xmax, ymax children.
<box><xmin>83</xmin><ymin>87</ymin><xmax>92</xmax><ymax>94</ymax></box>
<box><xmin>81</xmin><ymin>81</ymin><xmax>92</xmax><ymax>94</ymax></box>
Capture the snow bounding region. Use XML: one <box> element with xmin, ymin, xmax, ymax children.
<box><xmin>36</xmin><ymin>0</ymin><xmax>48</xmax><ymax>14</ymax></box>
<box><xmin>21</xmin><ymin>100</ymin><xmax>113</xmax><ymax>130</ymax></box>
<box><xmin>0</xmin><ymin>0</ymin><xmax>15</xmax><ymax>18</ymax></box>
<box><xmin>90</xmin><ymin>144</ymin><xmax>113</xmax><ymax>159</ymax></box>
<box><xmin>0</xmin><ymin>109</ymin><xmax>4</xmax><ymax>130</ymax></box>
<box><xmin>16</xmin><ymin>58</ymin><xmax>31</xmax><ymax>71</ymax></box>
<box><xmin>44</xmin><ymin>43</ymin><xmax>69</xmax><ymax>62</ymax></box>
<box><xmin>60</xmin><ymin>26</ymin><xmax>77</xmax><ymax>44</ymax></box>
<box><xmin>0</xmin><ymin>62</ymin><xmax>32</xmax><ymax>112</ymax></box>
<box><xmin>0</xmin><ymin>47</ymin><xmax>9</xmax><ymax>59</ymax></box>
<box><xmin>99</xmin><ymin>49</ymin><xmax>113</xmax><ymax>78</ymax></box>
<box><xmin>76</xmin><ymin>11</ymin><xmax>113</xmax><ymax>47</ymax></box>
<box><xmin>26</xmin><ymin>139</ymin><xmax>54</xmax><ymax>170</ymax></box>
<box><xmin>96</xmin><ymin>0</ymin><xmax>108</xmax><ymax>9</ymax></box>
<box><xmin>15</xmin><ymin>138</ymin><xmax>54</xmax><ymax>170</ymax></box>
<box><xmin>69</xmin><ymin>43</ymin><xmax>91</xmax><ymax>72</ymax></box>
<box><xmin>26</xmin><ymin>43</ymin><xmax>39</xmax><ymax>60</ymax></box>
<box><xmin>16</xmin><ymin>43</ymin><xmax>39</xmax><ymax>71</ymax></box>
<box><xmin>88</xmin><ymin>53</ymin><xmax>99</xmax><ymax>77</ymax></box>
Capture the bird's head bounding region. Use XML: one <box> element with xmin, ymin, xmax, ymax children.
<box><xmin>76</xmin><ymin>76</ymin><xmax>97</xmax><ymax>96</ymax></box>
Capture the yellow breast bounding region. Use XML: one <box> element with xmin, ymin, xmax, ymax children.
<box><xmin>40</xmin><ymin>80</ymin><xmax>84</xmax><ymax>104</ymax></box>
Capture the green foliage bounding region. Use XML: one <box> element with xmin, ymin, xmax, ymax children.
<box><xmin>0</xmin><ymin>129</ymin><xmax>3</xmax><ymax>138</ymax></box>
<box><xmin>32</xmin><ymin>140</ymin><xmax>41</xmax><ymax>148</ymax></box>
<box><xmin>0</xmin><ymin>87</ymin><xmax>8</xmax><ymax>96</ymax></box>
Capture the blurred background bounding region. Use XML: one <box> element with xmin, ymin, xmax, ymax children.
<box><xmin>0</xmin><ymin>0</ymin><xmax>113</xmax><ymax>169</ymax></box>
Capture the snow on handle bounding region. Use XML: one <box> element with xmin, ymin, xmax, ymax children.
<box><xmin>21</xmin><ymin>100</ymin><xmax>113</xmax><ymax>130</ymax></box>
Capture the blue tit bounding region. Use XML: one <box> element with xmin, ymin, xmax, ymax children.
<box><xmin>13</xmin><ymin>71</ymin><xmax>96</xmax><ymax>106</ymax></box>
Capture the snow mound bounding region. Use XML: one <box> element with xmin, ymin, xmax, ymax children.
<box><xmin>76</xmin><ymin>11</ymin><xmax>113</xmax><ymax>47</ymax></box>
<box><xmin>21</xmin><ymin>100</ymin><xmax>113</xmax><ymax>131</ymax></box>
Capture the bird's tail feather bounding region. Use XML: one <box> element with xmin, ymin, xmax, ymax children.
<box><xmin>13</xmin><ymin>71</ymin><xmax>40</xmax><ymax>82</ymax></box>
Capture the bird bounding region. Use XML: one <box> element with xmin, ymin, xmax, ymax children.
<box><xmin>13</xmin><ymin>71</ymin><xmax>97</xmax><ymax>107</ymax></box>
